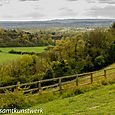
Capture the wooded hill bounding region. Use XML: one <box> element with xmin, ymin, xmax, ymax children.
<box><xmin>0</xmin><ymin>29</ymin><xmax>57</xmax><ymax>47</ymax></box>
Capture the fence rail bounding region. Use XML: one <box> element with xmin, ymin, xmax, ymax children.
<box><xmin>0</xmin><ymin>67</ymin><xmax>115</xmax><ymax>93</ymax></box>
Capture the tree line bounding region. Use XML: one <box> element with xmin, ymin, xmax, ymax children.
<box><xmin>0</xmin><ymin>29</ymin><xmax>63</xmax><ymax>47</ymax></box>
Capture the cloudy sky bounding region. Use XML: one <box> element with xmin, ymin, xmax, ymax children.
<box><xmin>0</xmin><ymin>0</ymin><xmax>115</xmax><ymax>21</ymax></box>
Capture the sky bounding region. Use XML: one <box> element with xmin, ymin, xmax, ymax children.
<box><xmin>0</xmin><ymin>0</ymin><xmax>115</xmax><ymax>21</ymax></box>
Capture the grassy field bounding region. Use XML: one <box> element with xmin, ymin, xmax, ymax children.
<box><xmin>0</xmin><ymin>47</ymin><xmax>46</xmax><ymax>64</ymax></box>
<box><xmin>0</xmin><ymin>52</ymin><xmax>20</xmax><ymax>64</ymax></box>
<box><xmin>32</xmin><ymin>84</ymin><xmax>115</xmax><ymax>115</ymax></box>
<box><xmin>0</xmin><ymin>47</ymin><xmax>46</xmax><ymax>53</ymax></box>
<box><xmin>6</xmin><ymin>83</ymin><xmax>115</xmax><ymax>115</ymax></box>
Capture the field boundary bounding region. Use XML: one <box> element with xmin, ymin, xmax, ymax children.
<box><xmin>0</xmin><ymin>67</ymin><xmax>115</xmax><ymax>93</ymax></box>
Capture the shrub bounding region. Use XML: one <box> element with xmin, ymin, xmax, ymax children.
<box><xmin>94</xmin><ymin>55</ymin><xmax>105</xmax><ymax>69</ymax></box>
<box><xmin>101</xmin><ymin>80</ymin><xmax>109</xmax><ymax>85</ymax></box>
<box><xmin>61</xmin><ymin>86</ymin><xmax>85</xmax><ymax>99</ymax></box>
<box><xmin>73</xmin><ymin>87</ymin><xmax>85</xmax><ymax>95</ymax></box>
<box><xmin>8</xmin><ymin>50</ymin><xmax>22</xmax><ymax>54</ymax></box>
<box><xmin>0</xmin><ymin>76</ymin><xmax>17</xmax><ymax>87</ymax></box>
<box><xmin>0</xmin><ymin>89</ymin><xmax>32</xmax><ymax>109</ymax></box>
<box><xmin>61</xmin><ymin>90</ymin><xmax>75</xmax><ymax>98</ymax></box>
<box><xmin>111</xmin><ymin>22</ymin><xmax>115</xmax><ymax>29</ymax></box>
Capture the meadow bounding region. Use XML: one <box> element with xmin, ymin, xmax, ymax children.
<box><xmin>0</xmin><ymin>47</ymin><xmax>46</xmax><ymax>64</ymax></box>
<box><xmin>0</xmin><ymin>47</ymin><xmax>46</xmax><ymax>53</ymax></box>
<box><xmin>0</xmin><ymin>52</ymin><xmax>20</xmax><ymax>64</ymax></box>
<box><xmin>30</xmin><ymin>84</ymin><xmax>115</xmax><ymax>115</ymax></box>
<box><xmin>5</xmin><ymin>83</ymin><xmax>115</xmax><ymax>115</ymax></box>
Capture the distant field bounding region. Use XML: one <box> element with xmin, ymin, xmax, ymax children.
<box><xmin>0</xmin><ymin>52</ymin><xmax>20</xmax><ymax>64</ymax></box>
<box><xmin>0</xmin><ymin>47</ymin><xmax>46</xmax><ymax>64</ymax></box>
<box><xmin>0</xmin><ymin>47</ymin><xmax>46</xmax><ymax>53</ymax></box>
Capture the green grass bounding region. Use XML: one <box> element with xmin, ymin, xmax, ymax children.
<box><xmin>6</xmin><ymin>83</ymin><xmax>115</xmax><ymax>115</ymax></box>
<box><xmin>0</xmin><ymin>52</ymin><xmax>20</xmax><ymax>64</ymax></box>
<box><xmin>31</xmin><ymin>84</ymin><xmax>115</xmax><ymax>115</ymax></box>
<box><xmin>0</xmin><ymin>47</ymin><xmax>46</xmax><ymax>64</ymax></box>
<box><xmin>0</xmin><ymin>47</ymin><xmax>46</xmax><ymax>53</ymax></box>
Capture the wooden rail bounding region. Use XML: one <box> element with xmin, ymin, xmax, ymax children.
<box><xmin>0</xmin><ymin>67</ymin><xmax>115</xmax><ymax>94</ymax></box>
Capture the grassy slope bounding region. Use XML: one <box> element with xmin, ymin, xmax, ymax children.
<box><xmin>8</xmin><ymin>84</ymin><xmax>115</xmax><ymax>115</ymax></box>
<box><xmin>0</xmin><ymin>61</ymin><xmax>114</xmax><ymax>115</ymax></box>
<box><xmin>30</xmin><ymin>84</ymin><xmax>115</xmax><ymax>115</ymax></box>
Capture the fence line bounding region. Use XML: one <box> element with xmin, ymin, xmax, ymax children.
<box><xmin>0</xmin><ymin>67</ymin><xmax>115</xmax><ymax>93</ymax></box>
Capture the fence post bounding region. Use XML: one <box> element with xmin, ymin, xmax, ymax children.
<box><xmin>91</xmin><ymin>73</ymin><xmax>93</xmax><ymax>84</ymax></box>
<box><xmin>76</xmin><ymin>74</ymin><xmax>79</xmax><ymax>86</ymax></box>
<box><xmin>104</xmin><ymin>70</ymin><xmax>107</xmax><ymax>79</ymax></box>
<box><xmin>59</xmin><ymin>78</ymin><xmax>62</xmax><ymax>94</ymax></box>
<box><xmin>38</xmin><ymin>81</ymin><xmax>41</xmax><ymax>92</ymax></box>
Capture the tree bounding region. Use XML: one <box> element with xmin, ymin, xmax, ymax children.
<box><xmin>111</xmin><ymin>22</ymin><xmax>115</xmax><ymax>29</ymax></box>
<box><xmin>107</xmin><ymin>41</ymin><xmax>115</xmax><ymax>63</ymax></box>
<box><xmin>94</xmin><ymin>55</ymin><xmax>105</xmax><ymax>70</ymax></box>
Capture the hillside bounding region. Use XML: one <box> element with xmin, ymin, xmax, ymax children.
<box><xmin>0</xmin><ymin>29</ymin><xmax>54</xmax><ymax>47</ymax></box>
<box><xmin>7</xmin><ymin>83</ymin><xmax>115</xmax><ymax>115</ymax></box>
<box><xmin>32</xmin><ymin>84</ymin><xmax>115</xmax><ymax>115</ymax></box>
<box><xmin>0</xmin><ymin>19</ymin><xmax>115</xmax><ymax>29</ymax></box>
<box><xmin>2</xmin><ymin>63</ymin><xmax>115</xmax><ymax>115</ymax></box>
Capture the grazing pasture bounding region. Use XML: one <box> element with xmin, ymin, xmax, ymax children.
<box><xmin>31</xmin><ymin>84</ymin><xmax>115</xmax><ymax>115</ymax></box>
<box><xmin>0</xmin><ymin>47</ymin><xmax>46</xmax><ymax>64</ymax></box>
<box><xmin>0</xmin><ymin>52</ymin><xmax>20</xmax><ymax>64</ymax></box>
<box><xmin>6</xmin><ymin>84</ymin><xmax>115</xmax><ymax>115</ymax></box>
<box><xmin>0</xmin><ymin>47</ymin><xmax>46</xmax><ymax>53</ymax></box>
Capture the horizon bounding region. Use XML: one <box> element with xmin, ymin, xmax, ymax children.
<box><xmin>0</xmin><ymin>18</ymin><xmax>115</xmax><ymax>22</ymax></box>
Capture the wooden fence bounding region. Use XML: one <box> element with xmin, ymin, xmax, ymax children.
<box><xmin>0</xmin><ymin>67</ymin><xmax>115</xmax><ymax>94</ymax></box>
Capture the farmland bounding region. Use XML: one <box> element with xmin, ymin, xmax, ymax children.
<box><xmin>0</xmin><ymin>47</ymin><xmax>46</xmax><ymax>64</ymax></box>
<box><xmin>0</xmin><ymin>52</ymin><xmax>20</xmax><ymax>64</ymax></box>
<box><xmin>0</xmin><ymin>47</ymin><xmax>46</xmax><ymax>53</ymax></box>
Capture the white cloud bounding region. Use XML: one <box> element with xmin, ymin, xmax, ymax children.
<box><xmin>19</xmin><ymin>0</ymin><xmax>39</xmax><ymax>2</ymax></box>
<box><xmin>98</xmin><ymin>0</ymin><xmax>115</xmax><ymax>4</ymax></box>
<box><xmin>0</xmin><ymin>0</ymin><xmax>115</xmax><ymax>21</ymax></box>
<box><xmin>67</xmin><ymin>0</ymin><xmax>78</xmax><ymax>1</ymax></box>
<box><xmin>87</xmin><ymin>5</ymin><xmax>115</xmax><ymax>18</ymax></box>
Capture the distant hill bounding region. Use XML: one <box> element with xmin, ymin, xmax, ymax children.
<box><xmin>0</xmin><ymin>19</ymin><xmax>115</xmax><ymax>29</ymax></box>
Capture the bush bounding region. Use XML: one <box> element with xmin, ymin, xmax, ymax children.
<box><xmin>73</xmin><ymin>87</ymin><xmax>85</xmax><ymax>95</ymax></box>
<box><xmin>8</xmin><ymin>50</ymin><xmax>38</xmax><ymax>55</ymax></box>
<box><xmin>94</xmin><ymin>55</ymin><xmax>105</xmax><ymax>70</ymax></box>
<box><xmin>61</xmin><ymin>89</ymin><xmax>75</xmax><ymax>98</ymax></box>
<box><xmin>61</xmin><ymin>86</ymin><xmax>86</xmax><ymax>99</ymax></box>
<box><xmin>0</xmin><ymin>89</ymin><xmax>32</xmax><ymax>109</ymax></box>
<box><xmin>0</xmin><ymin>76</ymin><xmax>17</xmax><ymax>87</ymax></box>
<box><xmin>101</xmin><ymin>80</ymin><xmax>109</xmax><ymax>85</ymax></box>
<box><xmin>111</xmin><ymin>22</ymin><xmax>115</xmax><ymax>29</ymax></box>
<box><xmin>0</xmin><ymin>88</ymin><xmax>59</xmax><ymax>109</ymax></box>
<box><xmin>8</xmin><ymin>50</ymin><xmax>22</xmax><ymax>54</ymax></box>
